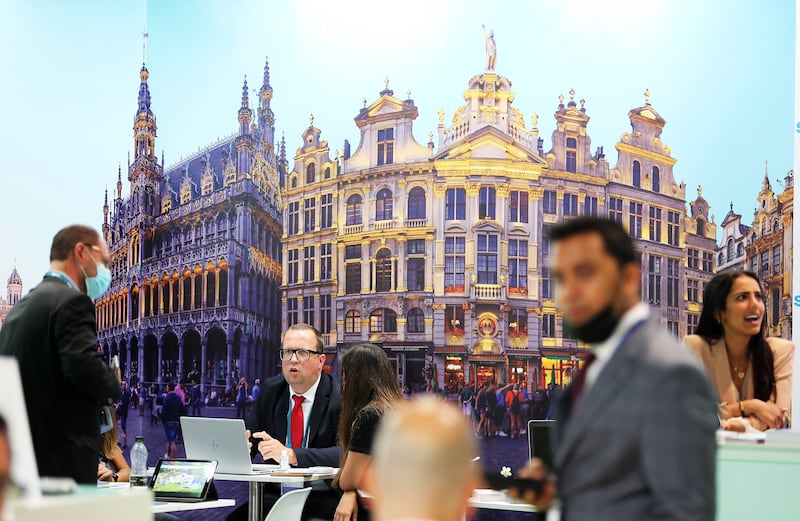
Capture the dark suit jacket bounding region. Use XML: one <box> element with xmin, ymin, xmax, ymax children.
<box><xmin>553</xmin><ymin>315</ymin><xmax>718</xmax><ymax>521</ymax></box>
<box><xmin>0</xmin><ymin>276</ymin><xmax>121</xmax><ymax>483</ymax></box>
<box><xmin>246</xmin><ymin>372</ymin><xmax>341</xmax><ymax>467</ymax></box>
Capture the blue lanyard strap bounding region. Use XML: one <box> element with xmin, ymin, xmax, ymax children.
<box><xmin>44</xmin><ymin>270</ymin><xmax>80</xmax><ymax>292</ymax></box>
<box><xmin>285</xmin><ymin>396</ymin><xmax>310</xmax><ymax>449</ymax></box>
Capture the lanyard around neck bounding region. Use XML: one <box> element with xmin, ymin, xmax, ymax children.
<box><xmin>44</xmin><ymin>270</ymin><xmax>80</xmax><ymax>292</ymax></box>
<box><xmin>285</xmin><ymin>394</ymin><xmax>311</xmax><ymax>449</ymax></box>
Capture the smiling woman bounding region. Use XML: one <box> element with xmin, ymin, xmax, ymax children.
<box><xmin>684</xmin><ymin>270</ymin><xmax>795</xmax><ymax>431</ymax></box>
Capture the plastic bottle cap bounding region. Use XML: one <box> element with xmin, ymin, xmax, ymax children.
<box><xmin>135</xmin><ymin>436</ymin><xmax>144</xmax><ymax>442</ymax></box>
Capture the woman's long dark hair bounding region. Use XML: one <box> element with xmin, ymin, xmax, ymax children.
<box><xmin>335</xmin><ymin>343</ymin><xmax>403</xmax><ymax>484</ymax></box>
<box><xmin>695</xmin><ymin>270</ymin><xmax>775</xmax><ymax>401</ymax></box>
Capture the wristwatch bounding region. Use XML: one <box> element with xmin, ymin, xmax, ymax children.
<box><xmin>112</xmin><ymin>473</ymin><xmax>119</xmax><ymax>482</ymax></box>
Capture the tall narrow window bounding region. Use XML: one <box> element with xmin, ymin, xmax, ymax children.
<box><xmin>407</xmin><ymin>187</ymin><xmax>426</xmax><ymax>220</ymax></box>
<box><xmin>478</xmin><ymin>187</ymin><xmax>496</xmax><ymax>219</ymax></box>
<box><xmin>649</xmin><ymin>206</ymin><xmax>662</xmax><ymax>242</ymax></box>
<box><xmin>648</xmin><ymin>255</ymin><xmax>662</xmax><ymax>305</ymax></box>
<box><xmin>320</xmin><ymin>294</ymin><xmax>331</xmax><ymax>334</ymax></box>
<box><xmin>345</xmin><ymin>263</ymin><xmax>361</xmax><ymax>294</ymax></box>
<box><xmin>345</xmin><ymin>310</ymin><xmax>360</xmax><ymax>334</ymax></box>
<box><xmin>377</xmin><ymin>128</ymin><xmax>394</xmax><ymax>165</ymax></box>
<box><xmin>305</xmin><ymin>163</ymin><xmax>315</xmax><ymax>184</ymax></box>
<box><xmin>508</xmin><ymin>308</ymin><xmax>528</xmax><ymax>336</ymax></box>
<box><xmin>288</xmin><ymin>201</ymin><xmax>299</xmax><ymax>235</ymax></box>
<box><xmin>375</xmin><ymin>249</ymin><xmax>392</xmax><ymax>292</ymax></box>
<box><xmin>303</xmin><ymin>295</ymin><xmax>314</xmax><ymax>326</ymax></box>
<box><xmin>696</xmin><ymin>218</ymin><xmax>706</xmax><ymax>237</ymax></box>
<box><xmin>304</xmin><ymin>198</ymin><xmax>316</xmax><ymax>233</ymax></box>
<box><xmin>303</xmin><ymin>246</ymin><xmax>315</xmax><ymax>281</ymax></box>
<box><xmin>542</xmin><ymin>267</ymin><xmax>554</xmax><ymax>299</ymax></box>
<box><xmin>565</xmin><ymin>137</ymin><xmax>577</xmax><ymax>173</ymax></box>
<box><xmin>632</xmin><ymin>160</ymin><xmax>641</xmax><ymax>187</ymax></box>
<box><xmin>773</xmin><ymin>245</ymin><xmax>781</xmax><ymax>275</ymax></box>
<box><xmin>476</xmin><ymin>233</ymin><xmax>498</xmax><ymax>284</ymax></box>
<box><xmin>667</xmin><ymin>211</ymin><xmax>680</xmax><ymax>246</ymax></box>
<box><xmin>445</xmin><ymin>188</ymin><xmax>466</xmax><ymax>220</ymax></box>
<box><xmin>542</xmin><ymin>314</ymin><xmax>556</xmax><ymax>338</ymax></box>
<box><xmin>703</xmin><ymin>251</ymin><xmax>714</xmax><ymax>273</ymax></box>
<box><xmin>407</xmin><ymin>307</ymin><xmax>425</xmax><ymax>333</ymax></box>
<box><xmin>687</xmin><ymin>248</ymin><xmax>699</xmax><ymax>270</ymax></box>
<box><xmin>543</xmin><ymin>190</ymin><xmax>557</xmax><ymax>215</ymax></box>
<box><xmin>346</xmin><ymin>194</ymin><xmax>362</xmax><ymax>226</ymax></box>
<box><xmin>376</xmin><ymin>188</ymin><xmax>393</xmax><ymax>221</ymax></box>
<box><xmin>287</xmin><ymin>249</ymin><xmax>299</xmax><ymax>284</ymax></box>
<box><xmin>629</xmin><ymin>202</ymin><xmax>643</xmax><ymax>238</ymax></box>
<box><xmin>320</xmin><ymin>193</ymin><xmax>333</xmax><ymax>229</ymax></box>
<box><xmin>608</xmin><ymin>197</ymin><xmax>623</xmax><ymax>224</ymax></box>
<box><xmin>652</xmin><ymin>166</ymin><xmax>660</xmax><ymax>192</ymax></box>
<box><xmin>583</xmin><ymin>196</ymin><xmax>598</xmax><ymax>216</ymax></box>
<box><xmin>407</xmin><ymin>258</ymin><xmax>425</xmax><ymax>291</ymax></box>
<box><xmin>667</xmin><ymin>258</ymin><xmax>679</xmax><ymax>307</ymax></box>
<box><xmin>287</xmin><ymin>298</ymin><xmax>298</xmax><ymax>327</ymax></box>
<box><xmin>445</xmin><ymin>304</ymin><xmax>465</xmax><ymax>334</ymax></box>
<box><xmin>541</xmin><ymin>224</ymin><xmax>552</xmax><ymax>256</ymax></box>
<box><xmin>320</xmin><ymin>243</ymin><xmax>332</xmax><ymax>280</ymax></box>
<box><xmin>688</xmin><ymin>313</ymin><xmax>699</xmax><ymax>335</ymax></box>
<box><xmin>508</xmin><ymin>239</ymin><xmax>528</xmax><ymax>292</ymax></box>
<box><xmin>509</xmin><ymin>190</ymin><xmax>529</xmax><ymax>223</ymax></box>
<box><xmin>687</xmin><ymin>279</ymin><xmax>699</xmax><ymax>303</ymax></box>
<box><xmin>444</xmin><ymin>237</ymin><xmax>465</xmax><ymax>291</ymax></box>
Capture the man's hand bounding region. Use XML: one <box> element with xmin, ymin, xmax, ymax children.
<box><xmin>252</xmin><ymin>431</ymin><xmax>297</xmax><ymax>465</ymax></box>
<box><xmin>509</xmin><ymin>458</ymin><xmax>556</xmax><ymax>510</ymax></box>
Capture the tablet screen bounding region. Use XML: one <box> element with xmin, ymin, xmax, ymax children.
<box><xmin>151</xmin><ymin>459</ymin><xmax>217</xmax><ymax>501</ymax></box>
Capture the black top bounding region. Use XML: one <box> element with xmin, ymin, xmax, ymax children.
<box><xmin>0</xmin><ymin>276</ymin><xmax>121</xmax><ymax>484</ymax></box>
<box><xmin>348</xmin><ymin>406</ymin><xmax>383</xmax><ymax>455</ymax></box>
<box><xmin>161</xmin><ymin>391</ymin><xmax>183</xmax><ymax>422</ymax></box>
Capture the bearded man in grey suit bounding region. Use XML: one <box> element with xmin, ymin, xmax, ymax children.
<box><xmin>519</xmin><ymin>217</ymin><xmax>717</xmax><ymax>521</ymax></box>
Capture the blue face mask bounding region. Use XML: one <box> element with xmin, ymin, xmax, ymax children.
<box><xmin>79</xmin><ymin>247</ymin><xmax>112</xmax><ymax>300</ymax></box>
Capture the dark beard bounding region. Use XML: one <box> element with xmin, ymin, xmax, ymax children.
<box><xmin>569</xmin><ymin>304</ymin><xmax>620</xmax><ymax>344</ymax></box>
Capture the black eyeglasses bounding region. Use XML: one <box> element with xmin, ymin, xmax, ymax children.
<box><xmin>279</xmin><ymin>349</ymin><xmax>323</xmax><ymax>362</ymax></box>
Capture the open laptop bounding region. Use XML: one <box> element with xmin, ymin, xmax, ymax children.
<box><xmin>181</xmin><ymin>417</ymin><xmax>279</xmax><ymax>475</ymax></box>
<box><xmin>527</xmin><ymin>419</ymin><xmax>556</xmax><ymax>470</ymax></box>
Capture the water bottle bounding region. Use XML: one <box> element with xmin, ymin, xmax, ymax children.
<box><xmin>130</xmin><ymin>436</ymin><xmax>148</xmax><ymax>487</ymax></box>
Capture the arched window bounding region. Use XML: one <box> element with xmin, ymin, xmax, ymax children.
<box><xmin>370</xmin><ymin>308</ymin><xmax>397</xmax><ymax>333</ymax></box>
<box><xmin>632</xmin><ymin>161</ymin><xmax>641</xmax><ymax>187</ymax></box>
<box><xmin>696</xmin><ymin>219</ymin><xmax>705</xmax><ymax>236</ymax></box>
<box><xmin>773</xmin><ymin>220</ymin><xmax>780</xmax><ymax>233</ymax></box>
<box><xmin>727</xmin><ymin>239</ymin><xmax>734</xmax><ymax>261</ymax></box>
<box><xmin>652</xmin><ymin>166</ymin><xmax>660</xmax><ymax>192</ymax></box>
<box><xmin>324</xmin><ymin>166</ymin><xmax>331</xmax><ymax>179</ymax></box>
<box><xmin>376</xmin><ymin>188</ymin><xmax>393</xmax><ymax>221</ymax></box>
<box><xmin>737</xmin><ymin>243</ymin><xmax>744</xmax><ymax>257</ymax></box>
<box><xmin>306</xmin><ymin>163</ymin><xmax>315</xmax><ymax>184</ymax></box>
<box><xmin>345</xmin><ymin>310</ymin><xmax>361</xmax><ymax>334</ymax></box>
<box><xmin>375</xmin><ymin>249</ymin><xmax>392</xmax><ymax>292</ymax></box>
<box><xmin>406</xmin><ymin>308</ymin><xmax>425</xmax><ymax>333</ymax></box>
<box><xmin>407</xmin><ymin>187</ymin><xmax>426</xmax><ymax>220</ymax></box>
<box><xmin>346</xmin><ymin>194</ymin><xmax>362</xmax><ymax>226</ymax></box>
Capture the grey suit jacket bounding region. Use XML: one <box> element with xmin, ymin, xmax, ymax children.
<box><xmin>553</xmin><ymin>315</ymin><xmax>717</xmax><ymax>521</ymax></box>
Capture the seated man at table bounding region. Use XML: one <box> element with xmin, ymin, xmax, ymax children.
<box><xmin>226</xmin><ymin>323</ymin><xmax>341</xmax><ymax>521</ymax></box>
<box><xmin>369</xmin><ymin>396</ymin><xmax>479</xmax><ymax>521</ymax></box>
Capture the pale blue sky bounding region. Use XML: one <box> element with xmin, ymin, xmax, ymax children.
<box><xmin>0</xmin><ymin>0</ymin><xmax>794</xmax><ymax>292</ymax></box>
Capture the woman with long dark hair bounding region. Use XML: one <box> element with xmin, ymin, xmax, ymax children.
<box><xmin>332</xmin><ymin>343</ymin><xmax>404</xmax><ymax>521</ymax></box>
<box><xmin>685</xmin><ymin>270</ymin><xmax>794</xmax><ymax>430</ymax></box>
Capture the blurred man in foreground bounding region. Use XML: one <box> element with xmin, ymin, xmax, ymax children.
<box><xmin>517</xmin><ymin>217</ymin><xmax>717</xmax><ymax>521</ymax></box>
<box><xmin>371</xmin><ymin>396</ymin><xmax>478</xmax><ymax>521</ymax></box>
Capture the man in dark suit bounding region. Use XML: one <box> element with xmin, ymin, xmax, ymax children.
<box><xmin>225</xmin><ymin>323</ymin><xmax>341</xmax><ymax>521</ymax></box>
<box><xmin>518</xmin><ymin>217</ymin><xmax>717</xmax><ymax>521</ymax></box>
<box><xmin>0</xmin><ymin>225</ymin><xmax>120</xmax><ymax>484</ymax></box>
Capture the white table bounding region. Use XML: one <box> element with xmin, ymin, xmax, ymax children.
<box><xmin>469</xmin><ymin>490</ymin><xmax>538</xmax><ymax>513</ymax></box>
<box><xmin>152</xmin><ymin>498</ymin><xmax>236</xmax><ymax>513</ymax></box>
<box><xmin>215</xmin><ymin>468</ymin><xmax>338</xmax><ymax>521</ymax></box>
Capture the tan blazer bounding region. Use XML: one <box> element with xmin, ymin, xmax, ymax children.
<box><xmin>684</xmin><ymin>335</ymin><xmax>794</xmax><ymax>429</ymax></box>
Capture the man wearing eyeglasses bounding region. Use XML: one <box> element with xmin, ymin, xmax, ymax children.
<box><xmin>0</xmin><ymin>225</ymin><xmax>120</xmax><ymax>484</ymax></box>
<box><xmin>226</xmin><ymin>323</ymin><xmax>341</xmax><ymax>521</ymax></box>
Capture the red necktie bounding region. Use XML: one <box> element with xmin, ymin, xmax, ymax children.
<box><xmin>570</xmin><ymin>353</ymin><xmax>597</xmax><ymax>407</ymax></box>
<box><xmin>291</xmin><ymin>395</ymin><xmax>305</xmax><ymax>449</ymax></box>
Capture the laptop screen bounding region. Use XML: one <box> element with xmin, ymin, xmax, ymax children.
<box><xmin>151</xmin><ymin>459</ymin><xmax>217</xmax><ymax>501</ymax></box>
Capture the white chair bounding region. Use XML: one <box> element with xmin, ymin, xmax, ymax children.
<box><xmin>264</xmin><ymin>487</ymin><xmax>312</xmax><ymax>521</ymax></box>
